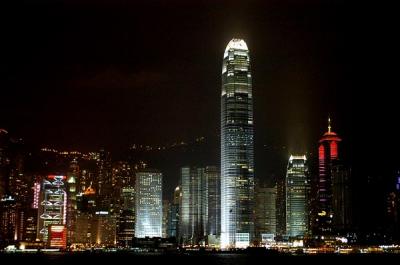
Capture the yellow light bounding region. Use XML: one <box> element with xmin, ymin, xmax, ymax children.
<box><xmin>318</xmin><ymin>211</ymin><xmax>327</xmax><ymax>216</ymax></box>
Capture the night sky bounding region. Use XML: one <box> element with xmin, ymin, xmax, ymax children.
<box><xmin>1</xmin><ymin>0</ymin><xmax>399</xmax><ymax>190</ymax></box>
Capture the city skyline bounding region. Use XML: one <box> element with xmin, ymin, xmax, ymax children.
<box><xmin>1</xmin><ymin>0</ymin><xmax>399</xmax><ymax>255</ymax></box>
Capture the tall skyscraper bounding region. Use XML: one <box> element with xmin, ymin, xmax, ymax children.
<box><xmin>332</xmin><ymin>164</ymin><xmax>352</xmax><ymax>233</ymax></box>
<box><xmin>286</xmin><ymin>155</ymin><xmax>310</xmax><ymax>237</ymax></box>
<box><xmin>135</xmin><ymin>170</ymin><xmax>162</xmax><ymax>238</ymax></box>
<box><xmin>255</xmin><ymin>182</ymin><xmax>277</xmax><ymax>242</ymax></box>
<box><xmin>206</xmin><ymin>166</ymin><xmax>220</xmax><ymax>238</ymax></box>
<box><xmin>316</xmin><ymin>118</ymin><xmax>341</xmax><ymax>234</ymax></box>
<box><xmin>162</xmin><ymin>200</ymin><xmax>170</xmax><ymax>238</ymax></box>
<box><xmin>179</xmin><ymin>166</ymin><xmax>208</xmax><ymax>245</ymax></box>
<box><xmin>0</xmin><ymin>196</ymin><xmax>17</xmax><ymax>247</ymax></box>
<box><xmin>167</xmin><ymin>186</ymin><xmax>180</xmax><ymax>239</ymax></box>
<box><xmin>117</xmin><ymin>187</ymin><xmax>135</xmax><ymax>247</ymax></box>
<box><xmin>221</xmin><ymin>38</ymin><xmax>254</xmax><ymax>248</ymax></box>
<box><xmin>66</xmin><ymin>163</ymin><xmax>78</xmax><ymax>245</ymax></box>
<box><xmin>276</xmin><ymin>177</ymin><xmax>286</xmax><ymax>236</ymax></box>
<box><xmin>37</xmin><ymin>175</ymin><xmax>67</xmax><ymax>243</ymax></box>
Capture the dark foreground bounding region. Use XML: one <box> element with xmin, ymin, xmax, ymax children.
<box><xmin>0</xmin><ymin>251</ymin><xmax>398</xmax><ymax>265</ymax></box>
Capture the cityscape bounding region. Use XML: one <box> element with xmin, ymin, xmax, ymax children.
<box><xmin>1</xmin><ymin>0</ymin><xmax>399</xmax><ymax>261</ymax></box>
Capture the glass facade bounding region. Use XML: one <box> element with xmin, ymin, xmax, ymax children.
<box><xmin>135</xmin><ymin>170</ymin><xmax>162</xmax><ymax>238</ymax></box>
<box><xmin>206</xmin><ymin>166</ymin><xmax>220</xmax><ymax>237</ymax></box>
<box><xmin>221</xmin><ymin>38</ymin><xmax>254</xmax><ymax>248</ymax></box>
<box><xmin>179</xmin><ymin>167</ymin><xmax>207</xmax><ymax>245</ymax></box>
<box><xmin>286</xmin><ymin>155</ymin><xmax>310</xmax><ymax>237</ymax></box>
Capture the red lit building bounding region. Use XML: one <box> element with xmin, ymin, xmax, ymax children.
<box><xmin>48</xmin><ymin>225</ymin><xmax>67</xmax><ymax>249</ymax></box>
<box><xmin>316</xmin><ymin>118</ymin><xmax>341</xmax><ymax>234</ymax></box>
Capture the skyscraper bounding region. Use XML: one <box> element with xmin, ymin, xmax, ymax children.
<box><xmin>316</xmin><ymin>118</ymin><xmax>341</xmax><ymax>234</ymax></box>
<box><xmin>135</xmin><ymin>170</ymin><xmax>162</xmax><ymax>238</ymax></box>
<box><xmin>255</xmin><ymin>182</ymin><xmax>277</xmax><ymax>242</ymax></box>
<box><xmin>206</xmin><ymin>166</ymin><xmax>220</xmax><ymax>238</ymax></box>
<box><xmin>37</xmin><ymin>175</ymin><xmax>67</xmax><ymax>243</ymax></box>
<box><xmin>117</xmin><ymin>187</ymin><xmax>135</xmax><ymax>247</ymax></box>
<box><xmin>179</xmin><ymin>167</ymin><xmax>207</xmax><ymax>245</ymax></box>
<box><xmin>286</xmin><ymin>155</ymin><xmax>310</xmax><ymax>237</ymax></box>
<box><xmin>221</xmin><ymin>38</ymin><xmax>254</xmax><ymax>249</ymax></box>
<box><xmin>332</xmin><ymin>164</ymin><xmax>352</xmax><ymax>233</ymax></box>
<box><xmin>162</xmin><ymin>200</ymin><xmax>170</xmax><ymax>238</ymax></box>
<box><xmin>167</xmin><ymin>186</ymin><xmax>180</xmax><ymax>239</ymax></box>
<box><xmin>66</xmin><ymin>164</ymin><xmax>78</xmax><ymax>245</ymax></box>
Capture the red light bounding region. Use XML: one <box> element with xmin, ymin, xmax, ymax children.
<box><xmin>330</xmin><ymin>141</ymin><xmax>338</xmax><ymax>159</ymax></box>
<box><xmin>319</xmin><ymin>145</ymin><xmax>325</xmax><ymax>160</ymax></box>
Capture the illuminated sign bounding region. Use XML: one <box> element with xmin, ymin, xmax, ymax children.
<box><xmin>95</xmin><ymin>211</ymin><xmax>109</xmax><ymax>215</ymax></box>
<box><xmin>33</xmin><ymin>182</ymin><xmax>40</xmax><ymax>209</ymax></box>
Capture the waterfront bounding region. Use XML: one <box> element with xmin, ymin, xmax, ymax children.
<box><xmin>1</xmin><ymin>250</ymin><xmax>400</xmax><ymax>265</ymax></box>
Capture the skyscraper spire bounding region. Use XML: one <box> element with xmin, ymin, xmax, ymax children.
<box><xmin>328</xmin><ymin>116</ymin><xmax>331</xmax><ymax>133</ymax></box>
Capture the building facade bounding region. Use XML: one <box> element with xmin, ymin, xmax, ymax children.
<box><xmin>221</xmin><ymin>38</ymin><xmax>255</xmax><ymax>248</ymax></box>
<box><xmin>135</xmin><ymin>170</ymin><xmax>162</xmax><ymax>238</ymax></box>
<box><xmin>255</xmin><ymin>183</ymin><xmax>277</xmax><ymax>242</ymax></box>
<box><xmin>37</xmin><ymin>175</ymin><xmax>67</xmax><ymax>243</ymax></box>
<box><xmin>179</xmin><ymin>167</ymin><xmax>207</xmax><ymax>245</ymax></box>
<box><xmin>286</xmin><ymin>155</ymin><xmax>310</xmax><ymax>237</ymax></box>
<box><xmin>316</xmin><ymin>118</ymin><xmax>342</xmax><ymax>234</ymax></box>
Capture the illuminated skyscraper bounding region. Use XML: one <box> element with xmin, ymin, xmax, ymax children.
<box><xmin>37</xmin><ymin>175</ymin><xmax>67</xmax><ymax>243</ymax></box>
<box><xmin>135</xmin><ymin>170</ymin><xmax>162</xmax><ymax>238</ymax></box>
<box><xmin>221</xmin><ymin>38</ymin><xmax>254</xmax><ymax>248</ymax></box>
<box><xmin>286</xmin><ymin>155</ymin><xmax>310</xmax><ymax>237</ymax></box>
<box><xmin>0</xmin><ymin>196</ymin><xmax>17</xmax><ymax>247</ymax></box>
<box><xmin>316</xmin><ymin>118</ymin><xmax>341</xmax><ymax>234</ymax></box>
<box><xmin>117</xmin><ymin>187</ymin><xmax>135</xmax><ymax>247</ymax></box>
<box><xmin>206</xmin><ymin>166</ymin><xmax>220</xmax><ymax>238</ymax></box>
<box><xmin>179</xmin><ymin>167</ymin><xmax>207</xmax><ymax>245</ymax></box>
<box><xmin>66</xmin><ymin>163</ymin><xmax>78</xmax><ymax>245</ymax></box>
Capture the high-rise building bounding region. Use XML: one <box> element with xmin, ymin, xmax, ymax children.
<box><xmin>96</xmin><ymin>149</ymin><xmax>112</xmax><ymax>211</ymax></box>
<box><xmin>162</xmin><ymin>200</ymin><xmax>170</xmax><ymax>238</ymax></box>
<box><xmin>167</xmin><ymin>186</ymin><xmax>180</xmax><ymax>239</ymax></box>
<box><xmin>332</xmin><ymin>164</ymin><xmax>352</xmax><ymax>233</ymax></box>
<box><xmin>179</xmin><ymin>166</ymin><xmax>220</xmax><ymax>245</ymax></box>
<box><xmin>117</xmin><ymin>187</ymin><xmax>135</xmax><ymax>247</ymax></box>
<box><xmin>92</xmin><ymin>211</ymin><xmax>116</xmax><ymax>247</ymax></box>
<box><xmin>72</xmin><ymin>185</ymin><xmax>96</xmax><ymax>246</ymax></box>
<box><xmin>135</xmin><ymin>170</ymin><xmax>162</xmax><ymax>238</ymax></box>
<box><xmin>286</xmin><ymin>155</ymin><xmax>310</xmax><ymax>238</ymax></box>
<box><xmin>37</xmin><ymin>175</ymin><xmax>67</xmax><ymax>243</ymax></box>
<box><xmin>66</xmin><ymin>166</ymin><xmax>77</xmax><ymax>245</ymax></box>
<box><xmin>179</xmin><ymin>167</ymin><xmax>207</xmax><ymax>245</ymax></box>
<box><xmin>221</xmin><ymin>38</ymin><xmax>254</xmax><ymax>249</ymax></box>
<box><xmin>0</xmin><ymin>196</ymin><xmax>17</xmax><ymax>247</ymax></box>
<box><xmin>0</xmin><ymin>129</ymin><xmax>9</xmax><ymax>199</ymax></box>
<box><xmin>316</xmin><ymin>118</ymin><xmax>342</xmax><ymax>234</ymax></box>
<box><xmin>206</xmin><ymin>166</ymin><xmax>220</xmax><ymax>238</ymax></box>
<box><xmin>276</xmin><ymin>177</ymin><xmax>286</xmax><ymax>236</ymax></box>
<box><xmin>255</xmin><ymin>182</ymin><xmax>277</xmax><ymax>242</ymax></box>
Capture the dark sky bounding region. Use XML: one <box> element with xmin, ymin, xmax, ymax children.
<box><xmin>1</xmin><ymin>0</ymin><xmax>398</xmax><ymax>180</ymax></box>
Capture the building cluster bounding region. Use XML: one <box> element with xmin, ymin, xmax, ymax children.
<box><xmin>1</xmin><ymin>39</ymin><xmax>399</xmax><ymax>252</ymax></box>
